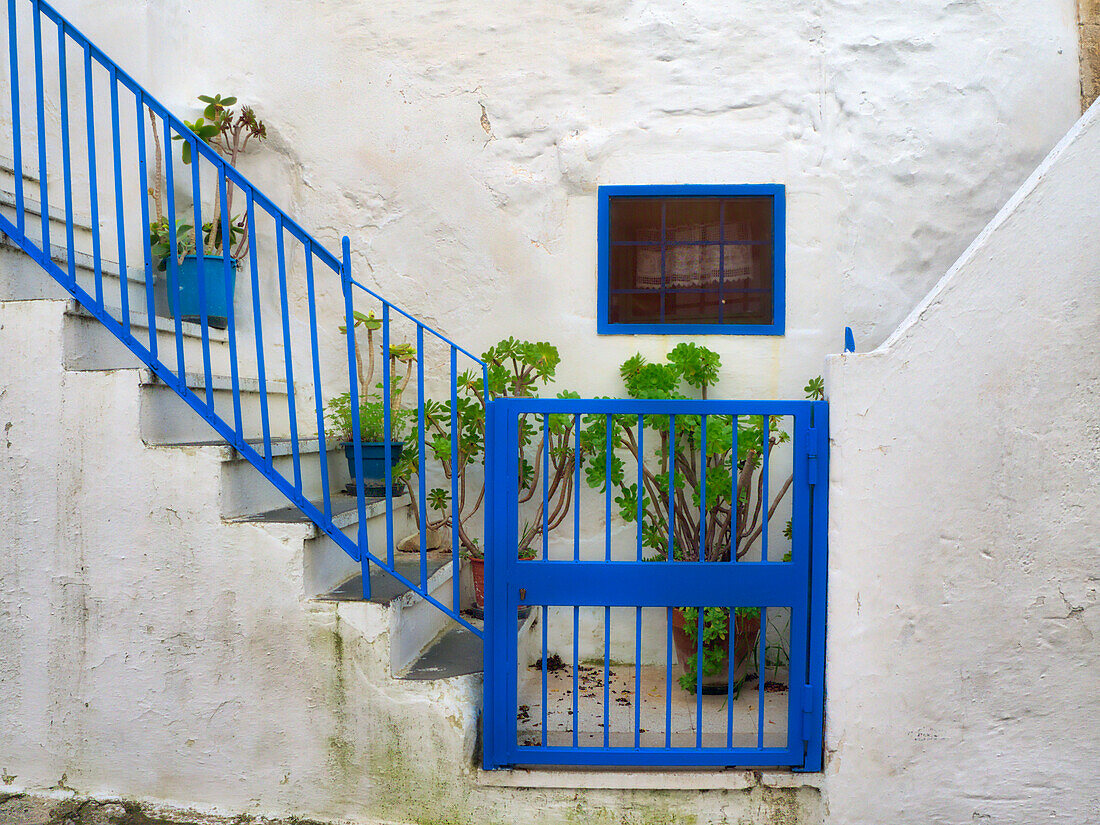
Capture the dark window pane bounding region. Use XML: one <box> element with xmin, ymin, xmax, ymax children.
<box><xmin>665</xmin><ymin>290</ymin><xmax>722</xmax><ymax>324</ymax></box>
<box><xmin>604</xmin><ymin>194</ymin><xmax>776</xmax><ymax>328</ymax></box>
<box><xmin>720</xmin><ymin>287</ymin><xmax>772</xmax><ymax>324</ymax></box>
<box><xmin>723</xmin><ymin>198</ymin><xmax>772</xmax><ymax>243</ymax></box>
<box><xmin>610</xmin><ymin>245</ymin><xmax>663</xmax><ymax>290</ymax></box>
<box><xmin>665</xmin><ymin>198</ymin><xmax>720</xmax><ymax>235</ymax></box>
<box><xmin>609</xmin><ymin>290</ymin><xmax>663</xmax><ymax>324</ymax></box>
<box><xmin>609</xmin><ymin>199</ymin><xmax>663</xmax><ymax>244</ymax></box>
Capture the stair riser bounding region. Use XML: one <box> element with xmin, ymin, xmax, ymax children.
<box><xmin>0</xmin><ymin>242</ymin><xmax>148</xmax><ymax>311</ymax></box>
<box><xmin>304</xmin><ymin>502</ymin><xmax>414</xmax><ymax>597</ymax></box>
<box><xmin>219</xmin><ymin>446</ymin><xmax>349</xmax><ymax>519</ymax></box>
<box><xmin>0</xmin><ymin>198</ymin><xmax>96</xmax><ymax>251</ymax></box>
<box><xmin>391</xmin><ymin>560</ymin><xmax>471</xmax><ymax>676</ymax></box>
<box><xmin>140</xmin><ymin>382</ymin><xmax>294</xmax><ymax>445</ymax></box>
<box><xmin>63</xmin><ymin>308</ymin><xmax>240</xmax><ymax>375</ymax></box>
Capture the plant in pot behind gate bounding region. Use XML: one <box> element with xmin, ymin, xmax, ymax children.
<box><xmin>418</xmin><ymin>338</ymin><xmax>581</xmax><ymax>566</ymax></box>
<box><xmin>148</xmin><ymin>93</ymin><xmax>267</xmax><ymax>328</ymax></box>
<box><xmin>326</xmin><ymin>311</ymin><xmax>418</xmax><ymax>495</ymax></box>
<box><xmin>581</xmin><ymin>344</ymin><xmax>824</xmax><ymax>695</ymax></box>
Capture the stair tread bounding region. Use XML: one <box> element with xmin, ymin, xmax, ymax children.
<box><xmin>140</xmin><ymin>368</ymin><xmax>289</xmax><ymax>396</ymax></box>
<box><xmin>317</xmin><ymin>555</ymin><xmax>453</xmax><ymax>605</ymax></box>
<box><xmin>0</xmin><ymin>185</ymin><xmax>95</xmax><ymax>229</ymax></box>
<box><xmin>157</xmin><ymin>436</ymin><xmax>337</xmax><ymax>459</ymax></box>
<box><xmin>66</xmin><ymin>299</ymin><xmax>232</xmax><ymax>343</ymax></box>
<box><xmin>401</xmin><ymin>624</ymin><xmax>483</xmax><ymax>681</ymax></box>
<box><xmin>1</xmin><ymin>231</ymin><xmax>148</xmax><ymax>284</ymax></box>
<box><xmin>231</xmin><ymin>492</ymin><xmax>382</xmax><ymax>524</ymax></box>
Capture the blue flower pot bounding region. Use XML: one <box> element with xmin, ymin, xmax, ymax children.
<box><xmin>343</xmin><ymin>441</ymin><xmax>403</xmax><ymax>481</ymax></box>
<box><xmin>167</xmin><ymin>254</ymin><xmax>238</xmax><ymax>329</ymax></box>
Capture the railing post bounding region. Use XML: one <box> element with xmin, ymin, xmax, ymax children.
<box><xmin>342</xmin><ymin>236</ymin><xmax>370</xmax><ymax>600</ymax></box>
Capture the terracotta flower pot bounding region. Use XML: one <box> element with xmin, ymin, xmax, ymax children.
<box><xmin>670</xmin><ymin>607</ymin><xmax>761</xmax><ymax>694</ymax></box>
<box><xmin>470</xmin><ymin>557</ymin><xmax>486</xmax><ymax>608</ymax></box>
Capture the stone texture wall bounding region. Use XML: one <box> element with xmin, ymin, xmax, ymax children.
<box><xmin>824</xmin><ymin>100</ymin><xmax>1100</xmax><ymax>824</ymax></box>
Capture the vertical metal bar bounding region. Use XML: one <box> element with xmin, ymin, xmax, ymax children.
<box><xmin>218</xmin><ymin>173</ymin><xmax>242</xmax><ymax>438</ymax></box>
<box><xmin>245</xmin><ymin>190</ymin><xmax>270</xmax><ymax>465</ymax></box>
<box><xmin>695</xmin><ymin>606</ymin><xmax>704</xmax><ymax>748</ymax></box>
<box><xmin>342</xmin><ymin>237</ymin><xmax>369</xmax><ymax>599</ymax></box>
<box><xmin>762</xmin><ymin>415</ymin><xmax>770</xmax><ymax>562</ymax></box>
<box><xmin>7</xmin><ymin>0</ymin><xmax>24</xmax><ymax>234</ymax></box>
<box><xmin>635</xmin><ymin>414</ymin><xmax>643</xmax><ymax>748</ymax></box>
<box><xmin>728</xmin><ymin>604</ymin><xmax>736</xmax><ymax>748</ymax></box>
<box><xmin>190</xmin><ymin>142</ymin><xmax>214</xmax><ymax>411</ymax></box>
<box><xmin>304</xmin><ymin>242</ymin><xmax>331</xmax><ymax>519</ymax></box>
<box><xmin>757</xmin><ymin>605</ymin><xmax>767</xmax><ymax>750</ymax></box>
<box><xmin>603</xmin><ymin>604</ymin><xmax>610</xmax><ymax>748</ymax></box>
<box><xmin>668</xmin><ymin>414</ymin><xmax>676</xmax><ymax>560</ymax></box>
<box><xmin>572</xmin><ymin>413</ymin><xmax>580</xmax><ymax>748</ymax></box>
<box><xmin>450</xmin><ymin>347</ymin><xmax>459</xmax><ymax>613</ymax></box>
<box><xmin>541</xmin><ymin>603</ymin><xmax>548</xmax><ymax>747</ymax></box>
<box><xmin>134</xmin><ymin>92</ymin><xmax>156</xmax><ymax>357</ymax></box>
<box><xmin>604</xmin><ymin>413</ymin><xmax>612</xmax><ymax>562</ymax></box>
<box><xmin>542</xmin><ymin>413</ymin><xmax>549</xmax><ymax>560</ymax></box>
<box><xmin>82</xmin><ymin>42</ymin><xmax>102</xmax><ymax>304</ymax></box>
<box><xmin>417</xmin><ymin>323</ymin><xmax>427</xmax><ymax>590</ymax></box>
<box><xmin>56</xmin><ymin>23</ymin><xmax>75</xmax><ymax>287</ymax></box>
<box><xmin>731</xmin><ymin>414</ymin><xmax>738</xmax><ymax>562</ymax></box>
<box><xmin>382</xmin><ymin>302</ymin><xmax>394</xmax><ymax>567</ymax></box>
<box><xmin>572</xmin><ymin>603</ymin><xmax>579</xmax><ymax>749</ymax></box>
<box><xmin>665</xmin><ymin>605</ymin><xmax>673</xmax><ymax>749</ymax></box>
<box><xmin>274</xmin><ymin>216</ymin><xmax>301</xmax><ymax>492</ymax></box>
<box><xmin>31</xmin><ymin>0</ymin><xmax>48</xmax><ymax>251</ymax></box>
<box><xmin>108</xmin><ymin>67</ymin><xmax>129</xmax><ymax>335</ymax></box>
<box><xmin>666</xmin><ymin>415</ymin><xmax>675</xmax><ymax>748</ymax></box>
<box><xmin>163</xmin><ymin>118</ymin><xmax>183</xmax><ymax>380</ymax></box>
<box><xmin>699</xmin><ymin>413</ymin><xmax>707</xmax><ymax>562</ymax></box>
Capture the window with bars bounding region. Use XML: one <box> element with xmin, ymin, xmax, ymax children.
<box><xmin>597</xmin><ymin>185</ymin><xmax>785</xmax><ymax>335</ymax></box>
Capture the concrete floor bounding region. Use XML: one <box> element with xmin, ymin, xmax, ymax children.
<box><xmin>516</xmin><ymin>660</ymin><xmax>790</xmax><ymax>750</ymax></box>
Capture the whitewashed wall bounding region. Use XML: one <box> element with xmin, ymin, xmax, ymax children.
<box><xmin>37</xmin><ymin>0</ymin><xmax>1081</xmax><ymax>399</ymax></box>
<box><xmin>824</xmin><ymin>100</ymin><xmax>1100</xmax><ymax>824</ymax></box>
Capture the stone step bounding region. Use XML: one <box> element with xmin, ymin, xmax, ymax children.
<box><xmin>63</xmin><ymin>299</ymin><xmax>240</xmax><ymax>376</ymax></box>
<box><xmin>0</xmin><ymin>231</ymin><xmax>153</xmax><ymax>311</ymax></box>
<box><xmin>155</xmin><ymin>436</ymin><xmax>348</xmax><ymax>520</ymax></box>
<box><xmin>0</xmin><ymin>181</ymin><xmax>96</xmax><ymax>250</ymax></box>
<box><xmin>400</xmin><ymin>623</ymin><xmax>483</xmax><ymax>681</ymax></box>
<box><xmin>138</xmin><ymin>369</ymin><xmax>293</xmax><ymax>445</ymax></box>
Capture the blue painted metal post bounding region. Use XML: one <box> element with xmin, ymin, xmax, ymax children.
<box><xmin>341</xmin><ymin>236</ymin><xmax>369</xmax><ymax>601</ymax></box>
<box><xmin>57</xmin><ymin>23</ymin><xmax>76</xmax><ymax>288</ymax></box>
<box><xmin>31</xmin><ymin>0</ymin><xmax>48</xmax><ymax>252</ymax></box>
<box><xmin>8</xmin><ymin>0</ymin><xmax>25</xmax><ymax>234</ymax></box>
<box><xmin>844</xmin><ymin>326</ymin><xmax>855</xmax><ymax>353</ymax></box>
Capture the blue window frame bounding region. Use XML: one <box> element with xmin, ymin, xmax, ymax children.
<box><xmin>597</xmin><ymin>184</ymin><xmax>786</xmax><ymax>335</ymax></box>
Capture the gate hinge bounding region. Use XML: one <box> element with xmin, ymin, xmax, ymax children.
<box><xmin>801</xmin><ymin>684</ymin><xmax>815</xmax><ymax>741</ymax></box>
<box><xmin>806</xmin><ymin>426</ymin><xmax>819</xmax><ymax>486</ymax></box>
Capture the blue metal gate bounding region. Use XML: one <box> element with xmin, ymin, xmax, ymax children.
<box><xmin>482</xmin><ymin>398</ymin><xmax>828</xmax><ymax>769</ymax></box>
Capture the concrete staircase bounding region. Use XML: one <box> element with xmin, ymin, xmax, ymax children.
<box><xmin>0</xmin><ymin>156</ymin><xmax>483</xmax><ymax>743</ymax></box>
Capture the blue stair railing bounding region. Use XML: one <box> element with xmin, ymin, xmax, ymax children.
<box><xmin>1</xmin><ymin>0</ymin><xmax>486</xmax><ymax>635</ymax></box>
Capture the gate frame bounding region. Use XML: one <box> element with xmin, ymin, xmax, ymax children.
<box><xmin>482</xmin><ymin>398</ymin><xmax>828</xmax><ymax>771</ymax></box>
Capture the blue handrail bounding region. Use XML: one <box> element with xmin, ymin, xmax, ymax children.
<box><xmin>2</xmin><ymin>0</ymin><xmax>486</xmax><ymax>636</ymax></box>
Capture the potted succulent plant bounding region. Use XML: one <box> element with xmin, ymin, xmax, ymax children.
<box><xmin>147</xmin><ymin>93</ymin><xmax>267</xmax><ymax>328</ymax></box>
<box><xmin>581</xmin><ymin>344</ymin><xmax>824</xmax><ymax>695</ymax></box>
<box><xmin>326</xmin><ymin>311</ymin><xmax>417</xmax><ymax>494</ymax></box>
<box><xmin>418</xmin><ymin>337</ymin><xmax>580</xmax><ymax>561</ymax></box>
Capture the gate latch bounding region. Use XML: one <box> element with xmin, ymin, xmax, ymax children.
<box><xmin>519</xmin><ymin>588</ymin><xmax>527</xmax><ymax>601</ymax></box>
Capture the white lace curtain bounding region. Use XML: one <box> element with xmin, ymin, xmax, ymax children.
<box><xmin>635</xmin><ymin>222</ymin><xmax>755</xmax><ymax>289</ymax></box>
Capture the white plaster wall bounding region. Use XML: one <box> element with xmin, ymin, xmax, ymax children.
<box><xmin>0</xmin><ymin>297</ymin><xmax>823</xmax><ymax>825</ymax></box>
<box><xmin>16</xmin><ymin>0</ymin><xmax>1079</xmax><ymax>402</ymax></box>
<box><xmin>823</xmin><ymin>100</ymin><xmax>1100</xmax><ymax>823</ymax></box>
